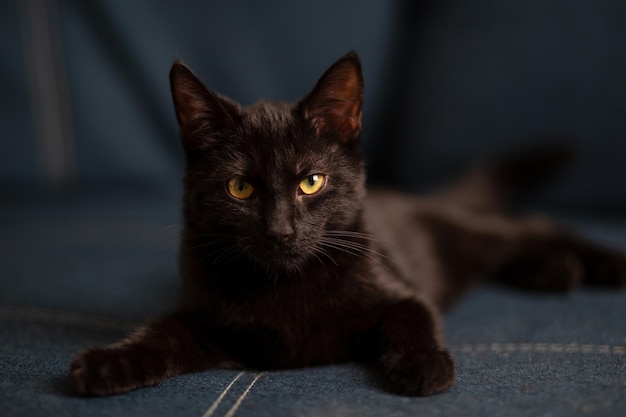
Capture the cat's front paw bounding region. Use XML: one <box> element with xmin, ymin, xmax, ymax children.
<box><xmin>69</xmin><ymin>346</ymin><xmax>166</xmax><ymax>396</ymax></box>
<box><xmin>380</xmin><ymin>348</ymin><xmax>456</xmax><ymax>396</ymax></box>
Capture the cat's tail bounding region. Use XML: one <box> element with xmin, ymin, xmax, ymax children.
<box><xmin>436</xmin><ymin>142</ymin><xmax>573</xmax><ymax>211</ymax></box>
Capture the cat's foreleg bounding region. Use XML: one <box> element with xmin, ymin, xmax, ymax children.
<box><xmin>69</xmin><ymin>312</ymin><xmax>236</xmax><ymax>396</ymax></box>
<box><xmin>375</xmin><ymin>299</ymin><xmax>455</xmax><ymax>396</ymax></box>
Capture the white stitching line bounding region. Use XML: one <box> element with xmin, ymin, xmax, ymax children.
<box><xmin>202</xmin><ymin>371</ymin><xmax>245</xmax><ymax>417</ymax></box>
<box><xmin>222</xmin><ymin>372</ymin><xmax>265</xmax><ymax>417</ymax></box>
<box><xmin>451</xmin><ymin>343</ymin><xmax>626</xmax><ymax>355</ymax></box>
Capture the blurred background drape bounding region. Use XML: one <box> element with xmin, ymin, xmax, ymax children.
<box><xmin>3</xmin><ymin>0</ymin><xmax>626</xmax><ymax>213</ymax></box>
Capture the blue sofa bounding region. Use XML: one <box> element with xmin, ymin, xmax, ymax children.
<box><xmin>2</xmin><ymin>1</ymin><xmax>625</xmax><ymax>416</ymax></box>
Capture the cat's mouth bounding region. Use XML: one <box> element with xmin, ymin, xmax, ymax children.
<box><xmin>267</xmin><ymin>245</ymin><xmax>307</xmax><ymax>263</ymax></box>
<box><xmin>245</xmin><ymin>240</ymin><xmax>312</xmax><ymax>272</ymax></box>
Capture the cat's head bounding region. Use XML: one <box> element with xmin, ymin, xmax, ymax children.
<box><xmin>170</xmin><ymin>52</ymin><xmax>366</xmax><ymax>274</ymax></box>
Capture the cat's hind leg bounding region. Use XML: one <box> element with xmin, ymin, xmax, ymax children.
<box><xmin>495</xmin><ymin>232</ymin><xmax>626</xmax><ymax>291</ymax></box>
<box><xmin>420</xmin><ymin>207</ymin><xmax>625</xmax><ymax>303</ymax></box>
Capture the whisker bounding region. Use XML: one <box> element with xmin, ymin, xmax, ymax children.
<box><xmin>293</xmin><ymin>262</ymin><xmax>305</xmax><ymax>280</ymax></box>
<box><xmin>180</xmin><ymin>234</ymin><xmax>253</xmax><ymax>281</ymax></box>
<box><xmin>211</xmin><ymin>246</ymin><xmax>240</xmax><ymax>266</ymax></box>
<box><xmin>321</xmin><ymin>236</ymin><xmax>389</xmax><ymax>261</ymax></box>
<box><xmin>319</xmin><ymin>240</ymin><xmax>378</xmax><ymax>264</ymax></box>
<box><xmin>324</xmin><ymin>230</ymin><xmax>379</xmax><ymax>241</ymax></box>
<box><xmin>217</xmin><ymin>251</ymin><xmax>240</xmax><ymax>271</ymax></box>
<box><xmin>311</xmin><ymin>246</ymin><xmax>338</xmax><ymax>267</ymax></box>
<box><xmin>215</xmin><ymin>248</ymin><xmax>248</xmax><ymax>280</ymax></box>
<box><xmin>319</xmin><ymin>233</ymin><xmax>394</xmax><ymax>274</ymax></box>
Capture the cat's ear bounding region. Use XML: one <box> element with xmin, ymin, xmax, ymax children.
<box><xmin>299</xmin><ymin>51</ymin><xmax>364</xmax><ymax>142</ymax></box>
<box><xmin>170</xmin><ymin>60</ymin><xmax>240</xmax><ymax>150</ymax></box>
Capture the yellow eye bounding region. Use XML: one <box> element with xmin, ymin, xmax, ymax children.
<box><xmin>227</xmin><ymin>178</ymin><xmax>254</xmax><ymax>199</ymax></box>
<box><xmin>299</xmin><ymin>174</ymin><xmax>326</xmax><ymax>195</ymax></box>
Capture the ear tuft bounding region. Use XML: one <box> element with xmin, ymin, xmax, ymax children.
<box><xmin>300</xmin><ymin>52</ymin><xmax>364</xmax><ymax>142</ymax></box>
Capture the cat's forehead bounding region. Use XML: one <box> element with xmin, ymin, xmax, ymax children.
<box><xmin>237</xmin><ymin>100</ymin><xmax>320</xmax><ymax>153</ymax></box>
<box><xmin>222</xmin><ymin>100</ymin><xmax>337</xmax><ymax>177</ymax></box>
<box><xmin>241</xmin><ymin>100</ymin><xmax>295</xmax><ymax>131</ymax></box>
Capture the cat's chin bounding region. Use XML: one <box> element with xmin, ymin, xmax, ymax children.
<box><xmin>247</xmin><ymin>247</ymin><xmax>313</xmax><ymax>277</ymax></box>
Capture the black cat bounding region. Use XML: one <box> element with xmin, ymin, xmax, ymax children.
<box><xmin>69</xmin><ymin>52</ymin><xmax>625</xmax><ymax>397</ymax></box>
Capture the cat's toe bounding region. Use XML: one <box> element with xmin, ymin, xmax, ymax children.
<box><xmin>380</xmin><ymin>348</ymin><xmax>456</xmax><ymax>396</ymax></box>
<box><xmin>70</xmin><ymin>348</ymin><xmax>128</xmax><ymax>396</ymax></box>
<box><xmin>537</xmin><ymin>253</ymin><xmax>584</xmax><ymax>291</ymax></box>
<box><xmin>589</xmin><ymin>258</ymin><xmax>626</xmax><ymax>287</ymax></box>
<box><xmin>582</xmin><ymin>248</ymin><xmax>626</xmax><ymax>288</ymax></box>
<box><xmin>69</xmin><ymin>347</ymin><xmax>164</xmax><ymax>396</ymax></box>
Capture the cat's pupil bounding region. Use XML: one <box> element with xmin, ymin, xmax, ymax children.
<box><xmin>308</xmin><ymin>175</ymin><xmax>318</xmax><ymax>186</ymax></box>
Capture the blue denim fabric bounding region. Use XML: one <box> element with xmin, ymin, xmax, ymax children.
<box><xmin>1</xmin><ymin>200</ymin><xmax>625</xmax><ymax>417</ymax></box>
<box><xmin>2</xmin><ymin>288</ymin><xmax>625</xmax><ymax>417</ymax></box>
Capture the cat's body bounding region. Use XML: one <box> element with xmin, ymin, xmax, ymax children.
<box><xmin>69</xmin><ymin>52</ymin><xmax>626</xmax><ymax>397</ymax></box>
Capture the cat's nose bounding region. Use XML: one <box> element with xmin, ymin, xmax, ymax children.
<box><xmin>266</xmin><ymin>225</ymin><xmax>295</xmax><ymax>245</ymax></box>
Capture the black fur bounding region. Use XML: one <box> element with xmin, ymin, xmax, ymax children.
<box><xmin>69</xmin><ymin>52</ymin><xmax>626</xmax><ymax>397</ymax></box>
